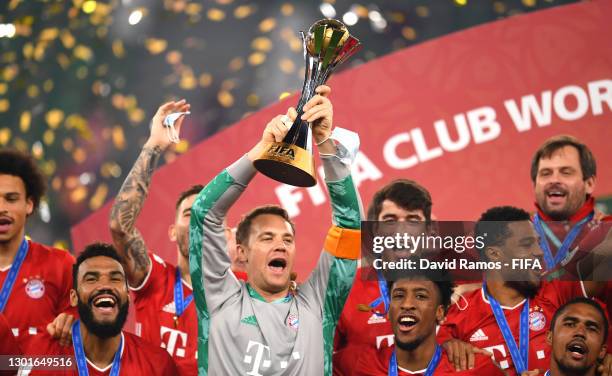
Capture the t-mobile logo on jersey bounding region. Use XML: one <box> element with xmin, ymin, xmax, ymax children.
<box><xmin>160</xmin><ymin>326</ymin><xmax>188</xmax><ymax>358</ymax></box>
<box><xmin>375</xmin><ymin>334</ymin><xmax>394</xmax><ymax>349</ymax></box>
<box><xmin>243</xmin><ymin>340</ymin><xmax>301</xmax><ymax>375</ymax></box>
<box><xmin>244</xmin><ymin>340</ymin><xmax>271</xmax><ymax>376</ymax></box>
<box><xmin>483</xmin><ymin>343</ymin><xmax>547</xmax><ymax>370</ymax></box>
<box><xmin>483</xmin><ymin>344</ymin><xmax>509</xmax><ymax>369</ymax></box>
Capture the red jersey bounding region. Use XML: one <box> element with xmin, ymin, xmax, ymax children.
<box><xmin>0</xmin><ymin>240</ymin><xmax>74</xmax><ymax>351</ymax></box>
<box><xmin>437</xmin><ymin>280</ymin><xmax>584</xmax><ymax>376</ymax></box>
<box><xmin>129</xmin><ymin>253</ymin><xmax>198</xmax><ymax>376</ymax></box>
<box><xmin>24</xmin><ymin>331</ymin><xmax>177</xmax><ymax>375</ymax></box>
<box><xmin>535</xmin><ymin>197</ymin><xmax>612</xmax><ymax>349</ymax></box>
<box><xmin>353</xmin><ymin>345</ymin><xmax>504</xmax><ymax>376</ymax></box>
<box><xmin>334</xmin><ymin>268</ymin><xmax>393</xmax><ymax>376</ymax></box>
<box><xmin>0</xmin><ymin>314</ymin><xmax>19</xmax><ymax>376</ymax></box>
<box><xmin>0</xmin><ymin>312</ymin><xmax>20</xmax><ymax>355</ymax></box>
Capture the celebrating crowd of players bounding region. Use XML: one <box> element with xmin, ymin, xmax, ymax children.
<box><xmin>0</xmin><ymin>87</ymin><xmax>611</xmax><ymax>376</ymax></box>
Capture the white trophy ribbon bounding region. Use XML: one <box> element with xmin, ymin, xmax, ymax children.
<box><xmin>163</xmin><ymin>111</ymin><xmax>191</xmax><ymax>144</ymax></box>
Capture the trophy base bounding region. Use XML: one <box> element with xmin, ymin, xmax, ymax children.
<box><xmin>254</xmin><ymin>142</ymin><xmax>316</xmax><ymax>187</ymax></box>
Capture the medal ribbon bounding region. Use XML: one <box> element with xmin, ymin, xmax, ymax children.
<box><xmin>533</xmin><ymin>212</ymin><xmax>592</xmax><ymax>270</ymax></box>
<box><xmin>368</xmin><ymin>270</ymin><xmax>389</xmax><ymax>316</ymax></box>
<box><xmin>0</xmin><ymin>238</ymin><xmax>29</xmax><ymax>313</ymax></box>
<box><xmin>72</xmin><ymin>320</ymin><xmax>123</xmax><ymax>376</ymax></box>
<box><xmin>485</xmin><ymin>284</ymin><xmax>529</xmax><ymax>374</ymax></box>
<box><xmin>174</xmin><ymin>268</ymin><xmax>193</xmax><ymax>319</ymax></box>
<box><xmin>388</xmin><ymin>344</ymin><xmax>441</xmax><ymax>376</ymax></box>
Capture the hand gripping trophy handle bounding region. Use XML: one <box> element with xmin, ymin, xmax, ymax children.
<box><xmin>253</xmin><ymin>19</ymin><xmax>362</xmax><ymax>187</ymax></box>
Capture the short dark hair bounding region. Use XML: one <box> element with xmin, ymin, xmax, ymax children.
<box><xmin>236</xmin><ymin>205</ymin><xmax>295</xmax><ymax>246</ymax></box>
<box><xmin>73</xmin><ymin>242</ymin><xmax>125</xmax><ymax>289</ymax></box>
<box><xmin>388</xmin><ymin>268</ymin><xmax>454</xmax><ymax>313</ymax></box>
<box><xmin>474</xmin><ymin>206</ymin><xmax>532</xmax><ymax>260</ymax></box>
<box><xmin>550</xmin><ymin>297</ymin><xmax>608</xmax><ymax>342</ymax></box>
<box><xmin>175</xmin><ymin>184</ymin><xmax>204</xmax><ymax>212</ymax></box>
<box><xmin>0</xmin><ymin>149</ymin><xmax>46</xmax><ymax>211</ymax></box>
<box><xmin>367</xmin><ymin>179</ymin><xmax>432</xmax><ymax>222</ymax></box>
<box><xmin>530</xmin><ymin>135</ymin><xmax>596</xmax><ymax>183</ymax></box>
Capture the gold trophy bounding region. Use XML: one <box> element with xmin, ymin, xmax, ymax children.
<box><xmin>253</xmin><ymin>19</ymin><xmax>361</xmax><ymax>187</ymax></box>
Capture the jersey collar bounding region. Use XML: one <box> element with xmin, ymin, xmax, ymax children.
<box><xmin>535</xmin><ymin>195</ymin><xmax>594</xmax><ymax>223</ymax></box>
<box><xmin>246</xmin><ymin>283</ymin><xmax>292</xmax><ymax>304</ymax></box>
<box><xmin>480</xmin><ymin>287</ymin><xmax>526</xmax><ymax>310</ymax></box>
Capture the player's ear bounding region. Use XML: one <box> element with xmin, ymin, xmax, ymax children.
<box><xmin>597</xmin><ymin>343</ymin><xmax>607</xmax><ymax>362</ymax></box>
<box><xmin>168</xmin><ymin>224</ymin><xmax>177</xmax><ymax>242</ymax></box>
<box><xmin>584</xmin><ymin>175</ymin><xmax>595</xmax><ymax>195</ymax></box>
<box><xmin>70</xmin><ymin>289</ymin><xmax>78</xmax><ymax>308</ymax></box>
<box><xmin>546</xmin><ymin>330</ymin><xmax>552</xmax><ymax>346</ymax></box>
<box><xmin>26</xmin><ymin>197</ymin><xmax>33</xmax><ymax>216</ymax></box>
<box><xmin>485</xmin><ymin>246</ymin><xmax>501</xmax><ymax>262</ymax></box>
<box><xmin>236</xmin><ymin>243</ymin><xmax>248</xmax><ymax>262</ymax></box>
<box><xmin>435</xmin><ymin>304</ymin><xmax>445</xmax><ymax>324</ymax></box>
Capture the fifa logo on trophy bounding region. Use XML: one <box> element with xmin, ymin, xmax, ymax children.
<box><xmin>254</xmin><ymin>19</ymin><xmax>361</xmax><ymax>187</ymax></box>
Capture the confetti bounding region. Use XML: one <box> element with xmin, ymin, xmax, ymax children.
<box><xmin>248</xmin><ymin>51</ymin><xmax>266</xmax><ymax>65</ymax></box>
<box><xmin>145</xmin><ymin>38</ymin><xmax>167</xmax><ymax>55</ymax></box>
<box><xmin>207</xmin><ymin>8</ymin><xmax>226</xmax><ymax>21</ymax></box>
<box><xmin>218</xmin><ymin>90</ymin><xmax>234</xmax><ymax>107</ymax></box>
<box><xmin>234</xmin><ymin>5</ymin><xmax>254</xmax><ymax>19</ymax></box>
<box><xmin>45</xmin><ymin>109</ymin><xmax>64</xmax><ymax>129</ymax></box>
<box><xmin>20</xmin><ymin>112</ymin><xmax>31</xmax><ymax>132</ymax></box>
<box><xmin>259</xmin><ymin>17</ymin><xmax>277</xmax><ymax>33</ymax></box>
<box><xmin>251</xmin><ymin>37</ymin><xmax>273</xmax><ymax>52</ymax></box>
<box><xmin>0</xmin><ymin>99</ymin><xmax>9</xmax><ymax>112</ymax></box>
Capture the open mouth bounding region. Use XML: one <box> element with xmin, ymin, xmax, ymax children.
<box><xmin>397</xmin><ymin>313</ymin><xmax>419</xmax><ymax>332</ymax></box>
<box><xmin>0</xmin><ymin>217</ymin><xmax>13</xmax><ymax>232</ymax></box>
<box><xmin>91</xmin><ymin>294</ymin><xmax>118</xmax><ymax>314</ymax></box>
<box><xmin>268</xmin><ymin>258</ymin><xmax>287</xmax><ymax>273</ymax></box>
<box><xmin>545</xmin><ymin>189</ymin><xmax>567</xmax><ymax>204</ymax></box>
<box><xmin>566</xmin><ymin>340</ymin><xmax>587</xmax><ymax>360</ymax></box>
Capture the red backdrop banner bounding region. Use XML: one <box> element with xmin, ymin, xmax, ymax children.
<box><xmin>71</xmin><ymin>1</ymin><xmax>612</xmax><ymax>281</ymax></box>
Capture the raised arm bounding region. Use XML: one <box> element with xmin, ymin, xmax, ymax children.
<box><xmin>189</xmin><ymin>108</ymin><xmax>294</xmax><ymax>375</ymax></box>
<box><xmin>109</xmin><ymin>100</ymin><xmax>190</xmax><ymax>287</ymax></box>
<box><xmin>295</xmin><ymin>86</ymin><xmax>363</xmax><ymax>375</ymax></box>
<box><xmin>301</xmin><ymin>85</ymin><xmax>362</xmax><ymax>299</ymax></box>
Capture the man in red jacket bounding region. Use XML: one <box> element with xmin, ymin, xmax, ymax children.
<box><xmin>530</xmin><ymin>135</ymin><xmax>611</xmax><ymax>279</ymax></box>
<box><xmin>0</xmin><ymin>150</ymin><xmax>75</xmax><ymax>352</ymax></box>
<box><xmin>354</xmin><ymin>268</ymin><xmax>504</xmax><ymax>375</ymax></box>
<box><xmin>530</xmin><ymin>135</ymin><xmax>612</xmax><ymax>352</ymax></box>
<box><xmin>23</xmin><ymin>242</ymin><xmax>177</xmax><ymax>375</ymax></box>
<box><xmin>521</xmin><ymin>298</ymin><xmax>608</xmax><ymax>376</ymax></box>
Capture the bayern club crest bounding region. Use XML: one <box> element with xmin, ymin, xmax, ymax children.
<box><xmin>286</xmin><ymin>313</ymin><xmax>299</xmax><ymax>330</ymax></box>
<box><xmin>25</xmin><ymin>278</ymin><xmax>45</xmax><ymax>299</ymax></box>
<box><xmin>529</xmin><ymin>311</ymin><xmax>546</xmax><ymax>331</ymax></box>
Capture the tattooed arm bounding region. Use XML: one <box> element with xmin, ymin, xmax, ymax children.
<box><xmin>109</xmin><ymin>145</ymin><xmax>161</xmax><ymax>286</ymax></box>
<box><xmin>109</xmin><ymin>100</ymin><xmax>191</xmax><ymax>287</ymax></box>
